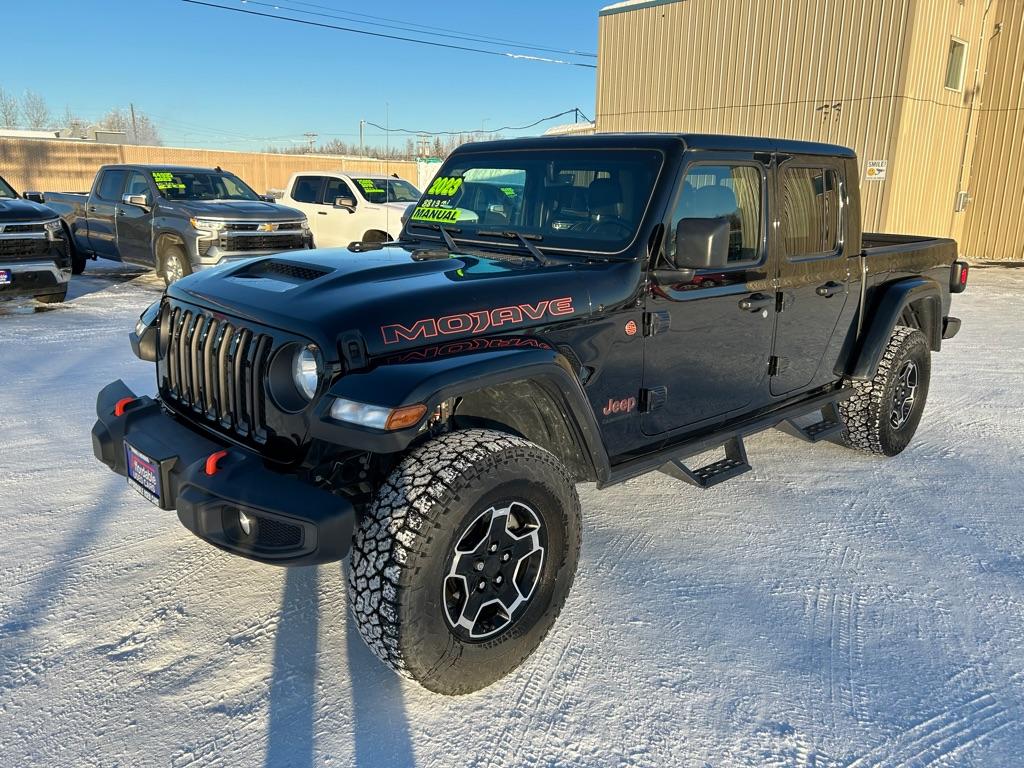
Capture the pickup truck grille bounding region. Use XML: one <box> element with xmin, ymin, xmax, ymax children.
<box><xmin>0</xmin><ymin>238</ymin><xmax>50</xmax><ymax>261</ymax></box>
<box><xmin>224</xmin><ymin>233</ymin><xmax>307</xmax><ymax>252</ymax></box>
<box><xmin>160</xmin><ymin>304</ymin><xmax>273</xmax><ymax>443</ymax></box>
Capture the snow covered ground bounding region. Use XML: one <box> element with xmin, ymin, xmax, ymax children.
<box><xmin>1</xmin><ymin>261</ymin><xmax>1022</xmax><ymax>767</ymax></box>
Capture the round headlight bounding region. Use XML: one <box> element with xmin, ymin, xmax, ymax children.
<box><xmin>292</xmin><ymin>345</ymin><xmax>321</xmax><ymax>400</ymax></box>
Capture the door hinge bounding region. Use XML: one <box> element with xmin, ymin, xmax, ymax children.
<box><xmin>775</xmin><ymin>292</ymin><xmax>785</xmax><ymax>313</ymax></box>
<box><xmin>640</xmin><ymin>386</ymin><xmax>668</xmax><ymax>412</ymax></box>
<box><xmin>643</xmin><ymin>310</ymin><xmax>671</xmax><ymax>337</ymax></box>
<box><xmin>768</xmin><ymin>356</ymin><xmax>780</xmax><ymax>376</ymax></box>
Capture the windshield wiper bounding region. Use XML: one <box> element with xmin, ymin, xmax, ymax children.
<box><xmin>477</xmin><ymin>230</ymin><xmax>552</xmax><ymax>266</ymax></box>
<box><xmin>408</xmin><ymin>222</ymin><xmax>461</xmax><ymax>252</ymax></box>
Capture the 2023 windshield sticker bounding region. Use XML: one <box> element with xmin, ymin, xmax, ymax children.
<box><xmin>409</xmin><ymin>175</ymin><xmax>464</xmax><ymax>223</ymax></box>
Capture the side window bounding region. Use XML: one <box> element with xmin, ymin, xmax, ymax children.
<box><xmin>323</xmin><ymin>177</ymin><xmax>353</xmax><ymax>204</ymax></box>
<box><xmin>291</xmin><ymin>176</ymin><xmax>324</xmax><ymax>204</ymax></box>
<box><xmin>669</xmin><ymin>164</ymin><xmax>762</xmax><ymax>265</ymax></box>
<box><xmin>780</xmin><ymin>167</ymin><xmax>841</xmax><ymax>258</ymax></box>
<box><xmin>124</xmin><ymin>171</ymin><xmax>151</xmax><ymax>198</ymax></box>
<box><xmin>96</xmin><ymin>170</ymin><xmax>128</xmax><ymax>202</ymax></box>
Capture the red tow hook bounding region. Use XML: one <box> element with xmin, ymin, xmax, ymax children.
<box><xmin>114</xmin><ymin>397</ymin><xmax>136</xmax><ymax>417</ymax></box>
<box><xmin>205</xmin><ymin>450</ymin><xmax>229</xmax><ymax>477</ymax></box>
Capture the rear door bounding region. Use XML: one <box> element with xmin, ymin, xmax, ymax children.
<box><xmin>88</xmin><ymin>169</ymin><xmax>127</xmax><ymax>259</ymax></box>
<box><xmin>770</xmin><ymin>159</ymin><xmax>852</xmax><ymax>395</ymax></box>
<box><xmin>115</xmin><ymin>171</ymin><xmax>155</xmax><ymax>265</ymax></box>
<box><xmin>641</xmin><ymin>153</ymin><xmax>777</xmax><ymax>436</ymax></box>
<box><xmin>286</xmin><ymin>175</ymin><xmax>326</xmax><ymax>241</ymax></box>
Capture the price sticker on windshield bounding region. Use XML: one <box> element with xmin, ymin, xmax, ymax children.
<box><xmin>356</xmin><ymin>178</ymin><xmax>386</xmax><ymax>194</ymax></box>
<box><xmin>151</xmin><ymin>171</ymin><xmax>185</xmax><ymax>191</ymax></box>
<box><xmin>409</xmin><ymin>175</ymin><xmax>464</xmax><ymax>224</ymax></box>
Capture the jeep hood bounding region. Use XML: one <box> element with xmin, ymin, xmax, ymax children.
<box><xmin>167</xmin><ymin>245</ymin><xmax>634</xmax><ymax>362</ymax></box>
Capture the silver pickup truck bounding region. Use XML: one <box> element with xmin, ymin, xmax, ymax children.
<box><xmin>44</xmin><ymin>164</ymin><xmax>312</xmax><ymax>285</ymax></box>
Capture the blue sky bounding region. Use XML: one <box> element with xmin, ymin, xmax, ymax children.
<box><xmin>4</xmin><ymin>0</ymin><xmax>606</xmax><ymax>150</ymax></box>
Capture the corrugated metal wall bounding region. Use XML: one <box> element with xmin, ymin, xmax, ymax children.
<box><xmin>961</xmin><ymin>2</ymin><xmax>1024</xmax><ymax>263</ymax></box>
<box><xmin>0</xmin><ymin>138</ymin><xmax>418</xmax><ymax>196</ymax></box>
<box><xmin>595</xmin><ymin>0</ymin><xmax>1019</xmax><ymax>260</ymax></box>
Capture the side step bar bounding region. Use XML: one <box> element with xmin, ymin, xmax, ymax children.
<box><xmin>658</xmin><ymin>437</ymin><xmax>751</xmax><ymax>489</ymax></box>
<box><xmin>776</xmin><ymin>402</ymin><xmax>845</xmax><ymax>444</ymax></box>
<box><xmin>601</xmin><ymin>387</ymin><xmax>853</xmax><ymax>490</ymax></box>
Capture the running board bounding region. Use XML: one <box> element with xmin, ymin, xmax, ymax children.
<box><xmin>776</xmin><ymin>402</ymin><xmax>845</xmax><ymax>444</ymax></box>
<box><xmin>658</xmin><ymin>437</ymin><xmax>751</xmax><ymax>489</ymax></box>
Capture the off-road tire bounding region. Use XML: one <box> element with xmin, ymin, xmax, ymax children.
<box><xmin>69</xmin><ymin>241</ymin><xmax>87</xmax><ymax>275</ymax></box>
<box><xmin>35</xmin><ymin>286</ymin><xmax>68</xmax><ymax>304</ymax></box>
<box><xmin>161</xmin><ymin>244</ymin><xmax>191</xmax><ymax>287</ymax></box>
<box><xmin>348</xmin><ymin>428</ymin><xmax>582</xmax><ymax>695</ymax></box>
<box><xmin>839</xmin><ymin>325</ymin><xmax>931</xmax><ymax>456</ymax></box>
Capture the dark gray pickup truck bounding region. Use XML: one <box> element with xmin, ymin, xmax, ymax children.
<box><xmin>0</xmin><ymin>174</ymin><xmax>71</xmax><ymax>303</ymax></box>
<box><xmin>44</xmin><ymin>165</ymin><xmax>312</xmax><ymax>285</ymax></box>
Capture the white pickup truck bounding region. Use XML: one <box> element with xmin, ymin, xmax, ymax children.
<box><xmin>280</xmin><ymin>171</ymin><xmax>421</xmax><ymax>248</ymax></box>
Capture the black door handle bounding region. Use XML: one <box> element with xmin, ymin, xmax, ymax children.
<box><xmin>738</xmin><ymin>293</ymin><xmax>773</xmax><ymax>312</ymax></box>
<box><xmin>816</xmin><ymin>281</ymin><xmax>843</xmax><ymax>298</ymax></box>
<box><xmin>317</xmin><ymin>211</ymin><xmax>328</xmax><ymax>215</ymax></box>
<box><xmin>88</xmin><ymin>205</ymin><xmax>97</xmax><ymax>213</ymax></box>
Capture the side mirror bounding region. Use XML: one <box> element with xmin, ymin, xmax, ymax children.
<box><xmin>260</xmin><ymin>194</ymin><xmax>277</xmax><ymax>203</ymax></box>
<box><xmin>336</xmin><ymin>196</ymin><xmax>356</xmax><ymax>212</ymax></box>
<box><xmin>674</xmin><ymin>217</ymin><xmax>731</xmax><ymax>270</ymax></box>
<box><xmin>23</xmin><ymin>191</ymin><xmax>44</xmax><ymax>203</ymax></box>
<box><xmin>121</xmin><ymin>193</ymin><xmax>150</xmax><ymax>210</ymax></box>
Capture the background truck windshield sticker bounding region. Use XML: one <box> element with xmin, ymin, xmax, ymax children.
<box><xmin>409</xmin><ymin>175</ymin><xmax>464</xmax><ymax>224</ymax></box>
<box><xmin>151</xmin><ymin>171</ymin><xmax>186</xmax><ymax>191</ymax></box>
<box><xmin>356</xmin><ymin>178</ymin><xmax>385</xmax><ymax>194</ymax></box>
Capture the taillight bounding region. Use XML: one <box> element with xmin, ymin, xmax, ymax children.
<box><xmin>950</xmin><ymin>261</ymin><xmax>969</xmax><ymax>293</ymax></box>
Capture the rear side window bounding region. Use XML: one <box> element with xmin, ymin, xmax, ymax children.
<box><xmin>291</xmin><ymin>176</ymin><xmax>324</xmax><ymax>204</ymax></box>
<box><xmin>323</xmin><ymin>177</ymin><xmax>354</xmax><ymax>204</ymax></box>
<box><xmin>669</xmin><ymin>164</ymin><xmax>763</xmax><ymax>265</ymax></box>
<box><xmin>96</xmin><ymin>170</ymin><xmax>128</xmax><ymax>202</ymax></box>
<box><xmin>780</xmin><ymin>167</ymin><xmax>841</xmax><ymax>258</ymax></box>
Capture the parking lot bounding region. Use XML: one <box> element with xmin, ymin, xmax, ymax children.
<box><xmin>1</xmin><ymin>262</ymin><xmax>1023</xmax><ymax>767</ymax></box>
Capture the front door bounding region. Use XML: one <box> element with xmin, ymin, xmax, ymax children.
<box><xmin>641</xmin><ymin>155</ymin><xmax>777</xmax><ymax>436</ymax></box>
<box><xmin>287</xmin><ymin>175</ymin><xmax>326</xmax><ymax>243</ymax></box>
<box><xmin>318</xmin><ymin>176</ymin><xmax>361</xmax><ymax>246</ymax></box>
<box><xmin>770</xmin><ymin>160</ymin><xmax>852</xmax><ymax>395</ymax></box>
<box><xmin>116</xmin><ymin>171</ymin><xmax>155</xmax><ymax>265</ymax></box>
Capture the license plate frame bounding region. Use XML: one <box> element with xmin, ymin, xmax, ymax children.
<box><xmin>125</xmin><ymin>442</ymin><xmax>162</xmax><ymax>506</ymax></box>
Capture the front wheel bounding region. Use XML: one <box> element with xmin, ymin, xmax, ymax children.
<box><xmin>348</xmin><ymin>429</ymin><xmax>582</xmax><ymax>695</ymax></box>
<box><xmin>35</xmin><ymin>286</ymin><xmax>68</xmax><ymax>304</ymax></box>
<box><xmin>839</xmin><ymin>325</ymin><xmax>931</xmax><ymax>456</ymax></box>
<box><xmin>161</xmin><ymin>244</ymin><xmax>192</xmax><ymax>287</ymax></box>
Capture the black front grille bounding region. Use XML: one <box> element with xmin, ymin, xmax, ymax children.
<box><xmin>3</xmin><ymin>223</ymin><xmax>45</xmax><ymax>234</ymax></box>
<box><xmin>161</xmin><ymin>306</ymin><xmax>273</xmax><ymax>442</ymax></box>
<box><xmin>0</xmin><ymin>238</ymin><xmax>50</xmax><ymax>261</ymax></box>
<box><xmin>224</xmin><ymin>221</ymin><xmax>304</xmax><ymax>232</ymax></box>
<box><xmin>224</xmin><ymin>233</ymin><xmax>306</xmax><ymax>252</ymax></box>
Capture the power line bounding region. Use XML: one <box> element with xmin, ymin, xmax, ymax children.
<box><xmin>363</xmin><ymin>107</ymin><xmax>590</xmax><ymax>136</ymax></box>
<box><xmin>238</xmin><ymin>0</ymin><xmax>597</xmax><ymax>58</ymax></box>
<box><xmin>180</xmin><ymin>0</ymin><xmax>597</xmax><ymax>68</ymax></box>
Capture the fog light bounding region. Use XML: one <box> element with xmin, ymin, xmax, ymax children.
<box><xmin>238</xmin><ymin>510</ymin><xmax>254</xmax><ymax>536</ymax></box>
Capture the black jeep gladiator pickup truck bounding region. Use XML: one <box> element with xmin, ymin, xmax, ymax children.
<box><xmin>0</xmin><ymin>174</ymin><xmax>71</xmax><ymax>303</ymax></box>
<box><xmin>44</xmin><ymin>165</ymin><xmax>311</xmax><ymax>286</ymax></box>
<box><xmin>91</xmin><ymin>134</ymin><xmax>967</xmax><ymax>694</ymax></box>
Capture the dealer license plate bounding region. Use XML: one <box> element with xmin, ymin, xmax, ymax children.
<box><xmin>125</xmin><ymin>443</ymin><xmax>161</xmax><ymax>505</ymax></box>
<box><xmin>0</xmin><ymin>269</ymin><xmax>11</xmax><ymax>286</ymax></box>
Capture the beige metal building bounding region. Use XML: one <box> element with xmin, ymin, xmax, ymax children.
<box><xmin>595</xmin><ymin>0</ymin><xmax>1024</xmax><ymax>262</ymax></box>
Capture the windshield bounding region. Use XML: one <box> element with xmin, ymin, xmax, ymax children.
<box><xmin>405</xmin><ymin>148</ymin><xmax>663</xmax><ymax>254</ymax></box>
<box><xmin>0</xmin><ymin>176</ymin><xmax>17</xmax><ymax>199</ymax></box>
<box><xmin>151</xmin><ymin>170</ymin><xmax>261</xmax><ymax>201</ymax></box>
<box><xmin>352</xmin><ymin>177</ymin><xmax>421</xmax><ymax>204</ymax></box>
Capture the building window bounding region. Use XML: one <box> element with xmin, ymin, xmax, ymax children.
<box><xmin>945</xmin><ymin>38</ymin><xmax>968</xmax><ymax>91</ymax></box>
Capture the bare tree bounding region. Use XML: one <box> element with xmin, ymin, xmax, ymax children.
<box><xmin>96</xmin><ymin>107</ymin><xmax>162</xmax><ymax>145</ymax></box>
<box><xmin>62</xmin><ymin>107</ymin><xmax>90</xmax><ymax>139</ymax></box>
<box><xmin>0</xmin><ymin>88</ymin><xmax>20</xmax><ymax>128</ymax></box>
<box><xmin>21</xmin><ymin>90</ymin><xmax>51</xmax><ymax>130</ymax></box>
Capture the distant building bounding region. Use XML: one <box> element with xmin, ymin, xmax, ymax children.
<box><xmin>595</xmin><ymin>0</ymin><xmax>1024</xmax><ymax>262</ymax></box>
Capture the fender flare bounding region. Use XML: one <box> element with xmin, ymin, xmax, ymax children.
<box><xmin>154</xmin><ymin>230</ymin><xmax>187</xmax><ymax>268</ymax></box>
<box><xmin>850</xmin><ymin>276</ymin><xmax>943</xmax><ymax>381</ymax></box>
<box><xmin>309</xmin><ymin>345</ymin><xmax>610</xmax><ymax>482</ymax></box>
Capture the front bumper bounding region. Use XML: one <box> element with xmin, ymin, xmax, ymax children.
<box><xmin>91</xmin><ymin>379</ymin><xmax>354</xmax><ymax>566</ymax></box>
<box><xmin>0</xmin><ymin>259</ymin><xmax>71</xmax><ymax>299</ymax></box>
<box><xmin>193</xmin><ymin>232</ymin><xmax>313</xmax><ymax>268</ymax></box>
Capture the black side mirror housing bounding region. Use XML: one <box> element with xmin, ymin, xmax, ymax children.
<box><xmin>261</xmin><ymin>194</ymin><xmax>276</xmax><ymax>203</ymax></box>
<box><xmin>23</xmin><ymin>191</ymin><xmax>44</xmax><ymax>204</ymax></box>
<box><xmin>674</xmin><ymin>217</ymin><xmax>731</xmax><ymax>270</ymax></box>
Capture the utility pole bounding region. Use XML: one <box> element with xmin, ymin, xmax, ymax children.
<box><xmin>359</xmin><ymin>119</ymin><xmax>365</xmax><ymax>156</ymax></box>
<box><xmin>130</xmin><ymin>102</ymin><xmax>139</xmax><ymax>143</ymax></box>
<box><xmin>303</xmin><ymin>132</ymin><xmax>317</xmax><ymax>153</ymax></box>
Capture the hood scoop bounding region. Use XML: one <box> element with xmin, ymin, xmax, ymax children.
<box><xmin>225</xmin><ymin>259</ymin><xmax>332</xmax><ymax>292</ymax></box>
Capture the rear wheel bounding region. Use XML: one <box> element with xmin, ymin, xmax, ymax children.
<box><xmin>348</xmin><ymin>429</ymin><xmax>582</xmax><ymax>694</ymax></box>
<box><xmin>161</xmin><ymin>244</ymin><xmax>191</xmax><ymax>287</ymax></box>
<box><xmin>839</xmin><ymin>325</ymin><xmax>931</xmax><ymax>456</ymax></box>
